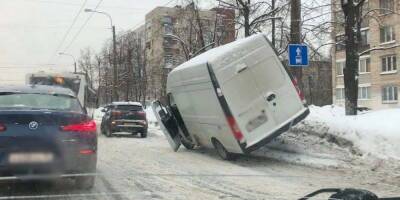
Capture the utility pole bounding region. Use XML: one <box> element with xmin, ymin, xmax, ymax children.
<box><xmin>290</xmin><ymin>0</ymin><xmax>303</xmax><ymax>89</ymax></box>
<box><xmin>84</xmin><ymin>9</ymin><xmax>118</xmax><ymax>102</ymax></box>
<box><xmin>271</xmin><ymin>0</ymin><xmax>276</xmax><ymax>48</ymax></box>
<box><xmin>112</xmin><ymin>25</ymin><xmax>118</xmax><ymax>101</ymax></box>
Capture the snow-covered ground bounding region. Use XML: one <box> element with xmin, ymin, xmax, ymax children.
<box><xmin>294</xmin><ymin>105</ymin><xmax>400</xmax><ymax>160</ymax></box>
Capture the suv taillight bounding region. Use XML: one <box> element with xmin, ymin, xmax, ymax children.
<box><xmin>61</xmin><ymin>120</ymin><xmax>97</xmax><ymax>132</ymax></box>
<box><xmin>291</xmin><ymin>77</ymin><xmax>306</xmax><ymax>104</ymax></box>
<box><xmin>111</xmin><ymin>111</ymin><xmax>122</xmax><ymax>116</ymax></box>
<box><xmin>137</xmin><ymin>111</ymin><xmax>146</xmax><ymax>117</ymax></box>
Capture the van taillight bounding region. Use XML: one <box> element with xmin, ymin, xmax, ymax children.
<box><xmin>291</xmin><ymin>77</ymin><xmax>306</xmax><ymax>103</ymax></box>
<box><xmin>0</xmin><ymin>124</ymin><xmax>6</xmax><ymax>132</ymax></box>
<box><xmin>226</xmin><ymin>116</ymin><xmax>244</xmax><ymax>142</ymax></box>
<box><xmin>61</xmin><ymin>120</ymin><xmax>97</xmax><ymax>132</ymax></box>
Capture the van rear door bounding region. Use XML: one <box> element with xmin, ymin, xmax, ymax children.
<box><xmin>213</xmin><ymin>36</ymin><xmax>305</xmax><ymax>148</ymax></box>
<box><xmin>152</xmin><ymin>101</ymin><xmax>181</xmax><ymax>151</ymax></box>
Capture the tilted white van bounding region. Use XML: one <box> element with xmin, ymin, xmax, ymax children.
<box><xmin>152</xmin><ymin>33</ymin><xmax>310</xmax><ymax>160</ymax></box>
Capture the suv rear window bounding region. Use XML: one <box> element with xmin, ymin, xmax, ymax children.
<box><xmin>114</xmin><ymin>105</ymin><xmax>143</xmax><ymax>111</ymax></box>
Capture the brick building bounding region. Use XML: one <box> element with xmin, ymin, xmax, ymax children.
<box><xmin>332</xmin><ymin>0</ymin><xmax>400</xmax><ymax>110</ymax></box>
<box><xmin>134</xmin><ymin>5</ymin><xmax>235</xmax><ymax>100</ymax></box>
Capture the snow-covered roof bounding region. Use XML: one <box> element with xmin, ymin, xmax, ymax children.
<box><xmin>111</xmin><ymin>101</ymin><xmax>142</xmax><ymax>106</ymax></box>
<box><xmin>172</xmin><ymin>33</ymin><xmax>266</xmax><ymax>72</ymax></box>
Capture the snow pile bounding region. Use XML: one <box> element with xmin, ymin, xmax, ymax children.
<box><xmin>145</xmin><ymin>106</ymin><xmax>157</xmax><ymax>124</ymax></box>
<box><xmin>297</xmin><ymin>105</ymin><xmax>400</xmax><ymax>160</ymax></box>
<box><xmin>93</xmin><ymin>107</ymin><xmax>105</xmax><ymax>124</ymax></box>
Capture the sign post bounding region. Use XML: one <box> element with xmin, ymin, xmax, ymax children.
<box><xmin>288</xmin><ymin>44</ymin><xmax>309</xmax><ymax>67</ymax></box>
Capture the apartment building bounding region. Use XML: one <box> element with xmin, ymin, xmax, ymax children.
<box><xmin>134</xmin><ymin>5</ymin><xmax>235</xmax><ymax>100</ymax></box>
<box><xmin>332</xmin><ymin>0</ymin><xmax>400</xmax><ymax>109</ymax></box>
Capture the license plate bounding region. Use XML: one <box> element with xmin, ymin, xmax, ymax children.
<box><xmin>124</xmin><ymin>123</ymin><xmax>136</xmax><ymax>126</ymax></box>
<box><xmin>8</xmin><ymin>152</ymin><xmax>54</xmax><ymax>164</ymax></box>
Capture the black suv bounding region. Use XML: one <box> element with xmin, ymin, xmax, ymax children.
<box><xmin>100</xmin><ymin>102</ymin><xmax>148</xmax><ymax>138</ymax></box>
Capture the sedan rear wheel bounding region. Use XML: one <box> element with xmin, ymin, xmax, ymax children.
<box><xmin>76</xmin><ymin>176</ymin><xmax>95</xmax><ymax>190</ymax></box>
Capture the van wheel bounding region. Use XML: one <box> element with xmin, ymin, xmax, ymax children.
<box><xmin>212</xmin><ymin>139</ymin><xmax>237</xmax><ymax>161</ymax></box>
<box><xmin>181</xmin><ymin>139</ymin><xmax>195</xmax><ymax>150</ymax></box>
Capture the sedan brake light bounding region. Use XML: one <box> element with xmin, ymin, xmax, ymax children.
<box><xmin>61</xmin><ymin>120</ymin><xmax>97</xmax><ymax>132</ymax></box>
<box><xmin>0</xmin><ymin>123</ymin><xmax>6</xmax><ymax>132</ymax></box>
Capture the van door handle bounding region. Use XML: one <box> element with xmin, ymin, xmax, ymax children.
<box><xmin>266</xmin><ymin>93</ymin><xmax>276</xmax><ymax>102</ymax></box>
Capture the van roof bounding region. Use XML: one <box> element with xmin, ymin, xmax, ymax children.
<box><xmin>172</xmin><ymin>33</ymin><xmax>266</xmax><ymax>72</ymax></box>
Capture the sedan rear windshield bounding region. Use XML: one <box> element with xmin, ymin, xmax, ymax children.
<box><xmin>114</xmin><ymin>105</ymin><xmax>143</xmax><ymax>111</ymax></box>
<box><xmin>0</xmin><ymin>93</ymin><xmax>83</xmax><ymax>112</ymax></box>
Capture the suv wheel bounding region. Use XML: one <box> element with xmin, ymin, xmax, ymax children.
<box><xmin>140</xmin><ymin>132</ymin><xmax>147</xmax><ymax>138</ymax></box>
<box><xmin>106</xmin><ymin>128</ymin><xmax>113</xmax><ymax>137</ymax></box>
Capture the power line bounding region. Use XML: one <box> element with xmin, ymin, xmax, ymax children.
<box><xmin>20</xmin><ymin>0</ymin><xmax>148</xmax><ymax>10</ymax></box>
<box><xmin>63</xmin><ymin>0</ymin><xmax>175</xmax><ymax>53</ymax></box>
<box><xmin>47</xmin><ymin>0</ymin><xmax>89</xmax><ymax>63</ymax></box>
<box><xmin>62</xmin><ymin>0</ymin><xmax>104</xmax><ymax>53</ymax></box>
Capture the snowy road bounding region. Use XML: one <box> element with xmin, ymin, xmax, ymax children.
<box><xmin>0</xmin><ymin>125</ymin><xmax>398</xmax><ymax>199</ymax></box>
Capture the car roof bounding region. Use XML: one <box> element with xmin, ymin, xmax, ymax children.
<box><xmin>111</xmin><ymin>101</ymin><xmax>142</xmax><ymax>106</ymax></box>
<box><xmin>0</xmin><ymin>85</ymin><xmax>76</xmax><ymax>97</ymax></box>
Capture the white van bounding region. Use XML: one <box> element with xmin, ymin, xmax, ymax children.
<box><xmin>152</xmin><ymin>33</ymin><xmax>309</xmax><ymax>160</ymax></box>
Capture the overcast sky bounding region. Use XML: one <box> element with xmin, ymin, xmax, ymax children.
<box><xmin>0</xmin><ymin>0</ymin><xmax>183</xmax><ymax>84</ymax></box>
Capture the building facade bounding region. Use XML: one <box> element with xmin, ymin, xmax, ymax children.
<box><xmin>332</xmin><ymin>0</ymin><xmax>400</xmax><ymax>110</ymax></box>
<box><xmin>134</xmin><ymin>5</ymin><xmax>235</xmax><ymax>101</ymax></box>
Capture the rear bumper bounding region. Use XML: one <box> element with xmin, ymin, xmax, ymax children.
<box><xmin>242</xmin><ymin>108</ymin><xmax>310</xmax><ymax>153</ymax></box>
<box><xmin>111</xmin><ymin>119</ymin><xmax>147</xmax><ymax>132</ymax></box>
<box><xmin>0</xmin><ymin>153</ymin><xmax>97</xmax><ymax>178</ymax></box>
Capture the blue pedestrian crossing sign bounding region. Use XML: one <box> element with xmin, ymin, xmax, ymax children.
<box><xmin>288</xmin><ymin>44</ymin><xmax>309</xmax><ymax>67</ymax></box>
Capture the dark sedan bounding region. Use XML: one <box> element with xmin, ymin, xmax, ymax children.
<box><xmin>0</xmin><ymin>85</ymin><xmax>97</xmax><ymax>189</ymax></box>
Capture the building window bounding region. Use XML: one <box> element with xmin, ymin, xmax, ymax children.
<box><xmin>164</xmin><ymin>54</ymin><xmax>174</xmax><ymax>68</ymax></box>
<box><xmin>163</xmin><ymin>24</ymin><xmax>173</xmax><ymax>34</ymax></box>
<box><xmin>335</xmin><ymin>35</ymin><xmax>345</xmax><ymax>51</ymax></box>
<box><xmin>358</xmin><ymin>86</ymin><xmax>371</xmax><ymax>100</ymax></box>
<box><xmin>380</xmin><ymin>26</ymin><xmax>395</xmax><ymax>43</ymax></box>
<box><xmin>382</xmin><ymin>86</ymin><xmax>398</xmax><ymax>103</ymax></box>
<box><xmin>381</xmin><ymin>55</ymin><xmax>397</xmax><ymax>72</ymax></box>
<box><xmin>336</xmin><ymin>88</ymin><xmax>345</xmax><ymax>100</ymax></box>
<box><xmin>162</xmin><ymin>16</ymin><xmax>172</xmax><ymax>24</ymax></box>
<box><xmin>360</xmin><ymin>29</ymin><xmax>369</xmax><ymax>46</ymax></box>
<box><xmin>380</xmin><ymin>0</ymin><xmax>394</xmax><ymax>15</ymax></box>
<box><xmin>336</xmin><ymin>61</ymin><xmax>345</xmax><ymax>76</ymax></box>
<box><xmin>359</xmin><ymin>57</ymin><xmax>370</xmax><ymax>73</ymax></box>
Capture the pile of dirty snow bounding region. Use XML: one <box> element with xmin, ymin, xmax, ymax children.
<box><xmin>295</xmin><ymin>105</ymin><xmax>400</xmax><ymax>160</ymax></box>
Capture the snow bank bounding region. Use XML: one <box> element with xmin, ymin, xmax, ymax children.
<box><xmin>297</xmin><ymin>105</ymin><xmax>400</xmax><ymax>160</ymax></box>
<box><xmin>145</xmin><ymin>106</ymin><xmax>157</xmax><ymax>124</ymax></box>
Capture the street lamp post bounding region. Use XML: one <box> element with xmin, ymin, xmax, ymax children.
<box><xmin>58</xmin><ymin>52</ymin><xmax>77</xmax><ymax>73</ymax></box>
<box><xmin>85</xmin><ymin>8</ymin><xmax>118</xmax><ymax>101</ymax></box>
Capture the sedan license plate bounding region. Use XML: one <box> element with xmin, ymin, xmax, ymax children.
<box><xmin>124</xmin><ymin>123</ymin><xmax>136</xmax><ymax>126</ymax></box>
<box><xmin>8</xmin><ymin>153</ymin><xmax>54</xmax><ymax>164</ymax></box>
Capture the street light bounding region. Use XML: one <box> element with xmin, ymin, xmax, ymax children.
<box><xmin>58</xmin><ymin>52</ymin><xmax>77</xmax><ymax>73</ymax></box>
<box><xmin>85</xmin><ymin>8</ymin><xmax>118</xmax><ymax>101</ymax></box>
